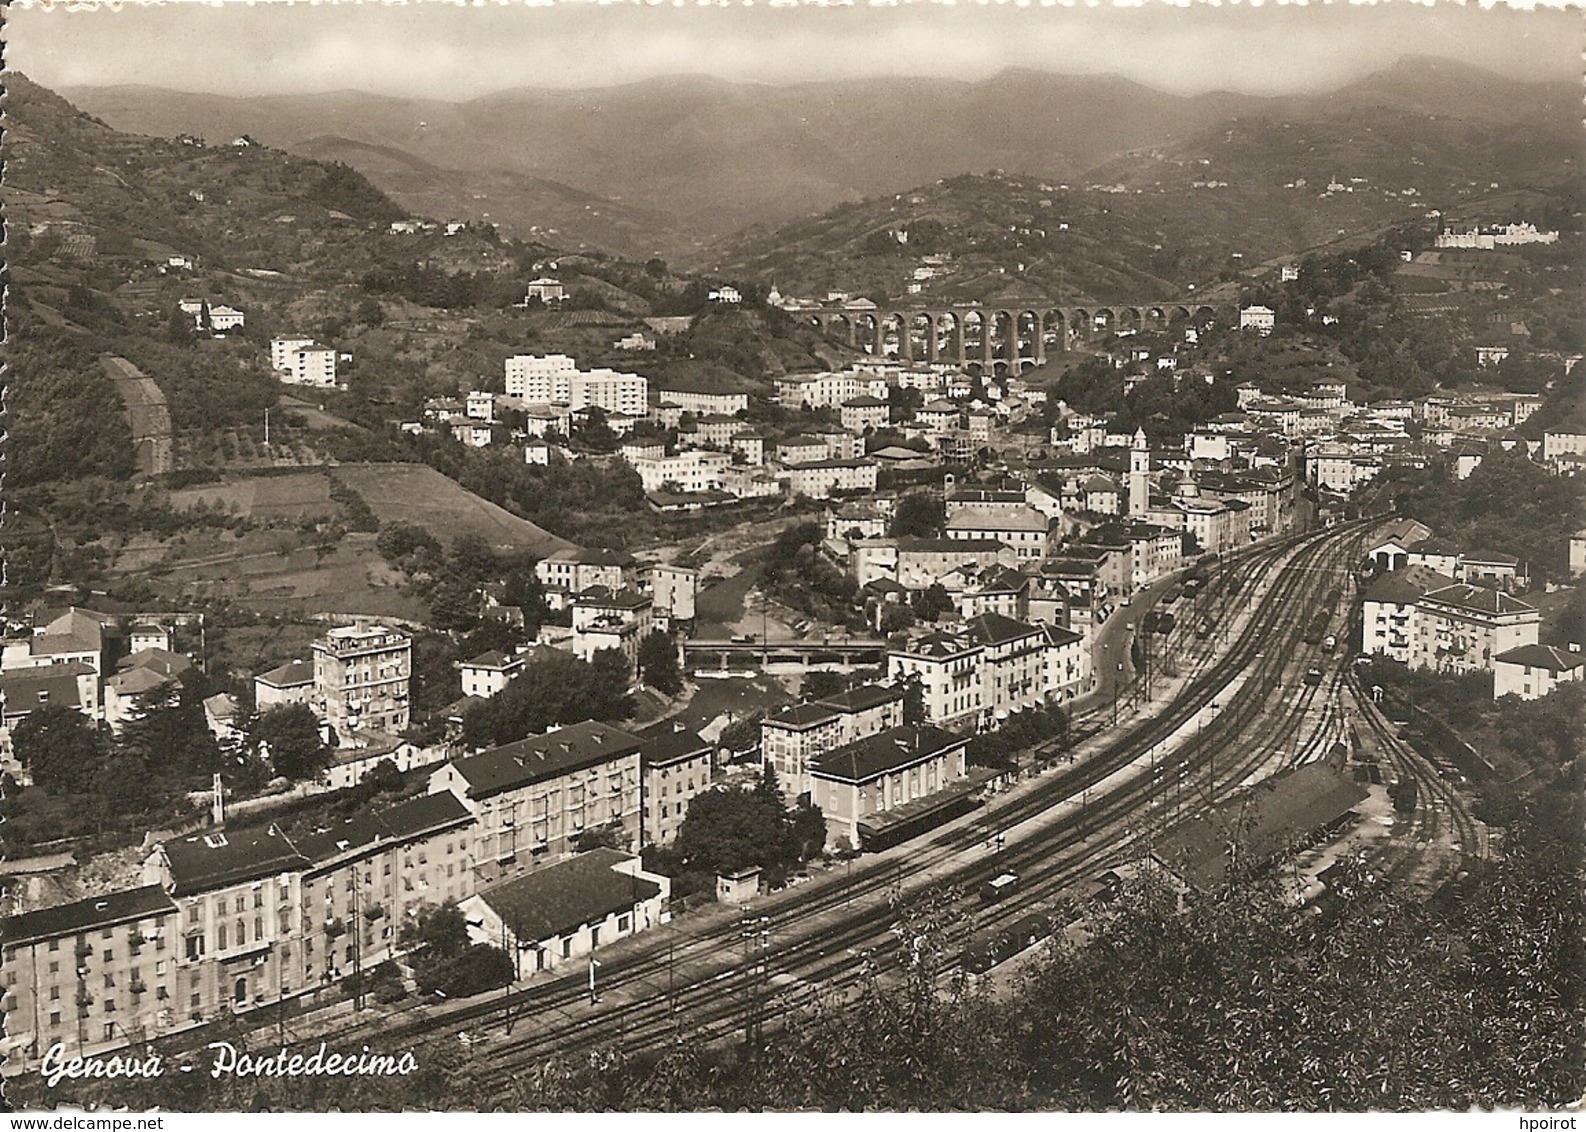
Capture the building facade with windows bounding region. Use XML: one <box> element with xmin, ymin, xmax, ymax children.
<box><xmin>312</xmin><ymin>624</ymin><xmax>412</xmax><ymax>737</ymax></box>
<box><xmin>428</xmin><ymin>721</ymin><xmax>643</xmax><ymax>883</ymax></box>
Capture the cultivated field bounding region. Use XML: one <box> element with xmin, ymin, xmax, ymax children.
<box><xmin>170</xmin><ymin>471</ymin><xmax>336</xmax><ymax>522</ymax></box>
<box><xmin>333</xmin><ymin>463</ymin><xmax>574</xmax><ymax>557</ymax></box>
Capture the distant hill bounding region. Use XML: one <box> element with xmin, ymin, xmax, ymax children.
<box><xmin>64</xmin><ymin>57</ymin><xmax>1578</xmax><ymax>264</ymax></box>
<box><xmin>710</xmin><ymin>81</ymin><xmax>1579</xmax><ymax>305</ymax></box>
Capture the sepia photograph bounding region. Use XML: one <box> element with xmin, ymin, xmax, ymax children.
<box><xmin>1</xmin><ymin>0</ymin><xmax>1581</xmax><ymax>1114</ymax></box>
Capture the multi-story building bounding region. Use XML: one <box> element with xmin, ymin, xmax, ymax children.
<box><xmin>535</xmin><ymin>547</ymin><xmax>638</xmax><ymax>601</ymax></box>
<box><xmin>270</xmin><ymin>337</ymin><xmax>315</xmax><ymax>372</ymax></box>
<box><xmin>3</xmin><ymin>794</ymin><xmax>475</xmax><ymax>1071</ymax></box>
<box><xmin>811</xmin><ymin>725</ymin><xmax>970</xmax><ymax>852</ymax></box>
<box><xmin>254</xmin><ymin>659</ymin><xmax>315</xmax><ymax>712</ymax></box>
<box><xmin>504</xmin><ymin>355</ymin><xmax>647</xmax><ymax>417</ymax></box>
<box><xmin>815</xmin><ymin>684</ymin><xmax>905</xmax><ymax>745</ymax></box>
<box><xmin>1361</xmin><ymin>566</ymin><xmax>1456</xmax><ymax>663</ymax></box>
<box><xmin>840</xmin><ymin>396</ymin><xmax>890</xmax><ymax>434</ymax></box>
<box><xmin>273</xmin><ymin>343</ymin><xmax>337</xmax><ymax>388</ymax></box>
<box><xmin>775</xmin><ymin>371</ymin><xmax>888</xmax><ymax>410</ymax></box>
<box><xmin>644</xmin><ymin>563</ymin><xmax>699</xmax><ymax>624</ymax></box>
<box><xmin>457</xmin><ymin>650</ymin><xmax>524</xmax><ymax>699</ymax></box>
<box><xmin>888</xmin><ymin>633</ymin><xmax>985</xmax><ymax>729</ymax></box>
<box><xmin>1042</xmin><ymin>623</ymin><xmax>1090</xmax><ymax>701</ymax></box>
<box><xmin>1239</xmin><ymin>306</ymin><xmax>1276</xmax><ymax>335</ymax></box>
<box><xmin>1087</xmin><ymin>521</ymin><xmax>1184</xmax><ymax>593</ymax></box>
<box><xmin>1492</xmin><ymin>644</ymin><xmax>1584</xmax><ymax>701</ymax></box>
<box><xmin>656</xmin><ymin>388</ymin><xmax>748</xmax><ymax>416</ymax></box>
<box><xmin>312</xmin><ymin>623</ymin><xmax>412</xmax><ymax>737</ymax></box>
<box><xmin>780</xmin><ymin>459</ymin><xmax>878</xmax><ymax>500</ymax></box>
<box><xmin>637</xmin><ymin>725</ymin><xmax>714</xmax><ymax>848</ymax></box>
<box><xmin>761</xmin><ymin>704</ymin><xmax>845</xmax><ymax>802</ymax></box>
<box><xmin>2</xmin><ymin>886</ymin><xmax>180</xmax><ymax>1066</ymax></box>
<box><xmin>964</xmin><ymin>612</ymin><xmax>1049</xmax><ymax>722</ymax></box>
<box><xmin>429</xmin><ymin>721</ymin><xmax>643</xmax><ymax>882</ymax></box>
<box><xmin>570</xmin><ymin>588</ymin><xmax>655</xmax><ymax>672</ymax></box>
<box><xmin>945</xmin><ymin>507</ymin><xmax>1050</xmax><ymax>563</ymax></box>
<box><xmin>628</xmin><ymin>450</ymin><xmax>731</xmax><ymax>495</ymax></box>
<box><xmin>1409</xmin><ymin>584</ymin><xmax>1539</xmax><ymax>675</ymax></box>
<box><xmin>851</xmin><ymin>537</ymin><xmax>1016</xmax><ymax>591</ymax></box>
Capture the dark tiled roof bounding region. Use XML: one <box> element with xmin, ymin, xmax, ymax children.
<box><xmin>1152</xmin><ymin>761</ymin><xmax>1369</xmax><ymax>891</ymax></box>
<box><xmin>1419</xmin><ymin>584</ymin><xmax>1536</xmax><ymax>617</ymax></box>
<box><xmin>636</xmin><ymin>725</ymin><xmax>712</xmax><ymax>767</ymax></box>
<box><xmin>256</xmin><ymin>659</ymin><xmax>314</xmax><ymax>687</ymax></box>
<box><xmin>816</xmin><ymin>683</ymin><xmax>904</xmax><ymax>715</ymax></box>
<box><xmin>461</xmin><ymin>650</ymin><xmax>520</xmax><ymax>670</ymax></box>
<box><xmin>478</xmin><ymin>848</ymin><xmax>661</xmax><ymax>942</ymax></box>
<box><xmin>813</xmin><ymin>725</ymin><xmax>966</xmax><ymax>783</ymax></box>
<box><xmin>4</xmin><ymin>886</ymin><xmax>174</xmax><ymax>949</ymax></box>
<box><xmin>161</xmin><ymin>827</ymin><xmax>308</xmax><ymax>896</ymax></box>
<box><xmin>893</xmin><ymin>631</ymin><xmax>977</xmax><ymax>659</ymax></box>
<box><xmin>0</xmin><ymin>663</ymin><xmax>93</xmax><ymax>713</ymax></box>
<box><xmin>1363</xmin><ymin>566</ymin><xmax>1456</xmax><ymax>606</ymax></box>
<box><xmin>966</xmin><ymin>612</ymin><xmax>1042</xmax><ymax>647</ymax></box>
<box><xmin>1493</xmin><ymin>644</ymin><xmax>1585</xmax><ymax>672</ymax></box>
<box><xmin>449</xmin><ymin>721</ymin><xmax>642</xmax><ymax>800</ymax></box>
<box><xmin>764</xmin><ymin>703</ymin><xmax>841</xmax><ymax>730</ymax></box>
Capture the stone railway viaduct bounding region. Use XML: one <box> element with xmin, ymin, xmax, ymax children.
<box><xmin>802</xmin><ymin>300</ymin><xmax>1230</xmax><ymax>373</ymax></box>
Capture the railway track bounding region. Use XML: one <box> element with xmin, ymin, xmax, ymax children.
<box><xmin>268</xmin><ymin>518</ymin><xmax>1382</xmax><ymax>1095</ymax></box>
<box><xmin>430</xmin><ymin>519</ymin><xmax>1384</xmax><ymax>1090</ymax></box>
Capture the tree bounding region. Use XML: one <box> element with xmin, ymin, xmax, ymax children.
<box><xmin>911</xmin><ymin>584</ymin><xmax>955</xmax><ymax>622</ymax></box>
<box><xmin>637</xmin><ymin>631</ymin><xmax>683</xmax><ymax>695</ymax></box>
<box><xmin>460</xmin><ymin>650</ymin><xmax>633</xmax><ymax>748</ymax></box>
<box><xmin>427</xmin><ymin>577</ymin><xmax>481</xmax><ymax>632</ymax></box>
<box><xmin>117</xmin><ymin>684</ymin><xmax>220</xmax><ymax>781</ymax></box>
<box><xmin>377</xmin><ymin>521</ymin><xmax>442</xmax><ymax>565</ymax></box>
<box><xmin>890</xmin><ymin>493</ymin><xmax>946</xmax><ymax>538</ymax></box>
<box><xmin>251</xmin><ymin>704</ymin><xmax>330</xmax><ymax>781</ymax></box>
<box><xmin>12</xmin><ymin>706</ymin><xmax>109</xmax><ymax>795</ymax></box>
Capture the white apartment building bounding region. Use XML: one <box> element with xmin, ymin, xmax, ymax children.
<box><xmin>1492</xmin><ymin>644</ymin><xmax>1583</xmax><ymax>701</ymax></box>
<box><xmin>1409</xmin><ymin>584</ymin><xmax>1539</xmax><ymax>676</ymax></box>
<box><xmin>775</xmin><ymin>371</ymin><xmax>889</xmax><ymax>410</ymax></box>
<box><xmin>504</xmin><ymin>355</ymin><xmax>648</xmax><ymax>417</ymax></box>
<box><xmin>1361</xmin><ymin>566</ymin><xmax>1455</xmax><ymax>664</ymax></box>
<box><xmin>657</xmin><ymin>389</ymin><xmax>749</xmax><ymax>416</ymax></box>
<box><xmin>274</xmin><ymin>343</ymin><xmax>338</xmax><ymax>389</ymax></box>
<box><xmin>780</xmin><ymin>459</ymin><xmax>878</xmax><ymax>500</ymax></box>
<box><xmin>629</xmin><ymin>450</ymin><xmax>731</xmax><ymax>495</ymax></box>
<box><xmin>311</xmin><ymin>623</ymin><xmax>412</xmax><ymax>736</ymax></box>
<box><xmin>271</xmin><ymin>337</ymin><xmax>314</xmax><ymax>372</ymax></box>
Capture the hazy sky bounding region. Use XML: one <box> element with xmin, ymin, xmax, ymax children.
<box><xmin>9</xmin><ymin>1</ymin><xmax>1578</xmax><ymax>101</ymax></box>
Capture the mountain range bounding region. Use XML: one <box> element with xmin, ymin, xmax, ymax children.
<box><xmin>63</xmin><ymin>56</ymin><xmax>1579</xmax><ymax>266</ymax></box>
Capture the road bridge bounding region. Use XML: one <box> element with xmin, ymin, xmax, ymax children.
<box><xmin>683</xmin><ymin>637</ymin><xmax>889</xmax><ymax>672</ymax></box>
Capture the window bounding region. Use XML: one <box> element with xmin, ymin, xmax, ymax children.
<box><xmin>618</xmin><ymin>915</ymin><xmax>631</xmax><ymax>933</ymax></box>
<box><xmin>156</xmin><ymin>961</ymin><xmax>167</xmax><ymax>976</ymax></box>
<box><xmin>105</xmin><ymin>1023</ymin><xmax>116</xmax><ymax>1041</ymax></box>
<box><xmin>49</xmin><ymin>986</ymin><xmax>60</xmax><ymax>1001</ymax></box>
<box><xmin>48</xmin><ymin>962</ymin><xmax>59</xmax><ymax>976</ymax></box>
<box><xmin>103</xmin><ymin>949</ymin><xmax>113</xmax><ymax>964</ymax></box>
<box><xmin>104</xmin><ymin>999</ymin><xmax>115</xmax><ymax>1014</ymax></box>
<box><xmin>254</xmin><ymin>890</ymin><xmax>264</xmax><ymax>909</ymax></box>
<box><xmin>102</xmin><ymin>928</ymin><xmax>114</xmax><ymax>940</ymax></box>
<box><xmin>217</xmin><ymin>898</ymin><xmax>228</xmax><ymax>916</ymax></box>
<box><xmin>49</xmin><ymin>1011</ymin><xmax>61</xmax><ymax>1028</ymax></box>
<box><xmin>217</xmin><ymin>924</ymin><xmax>228</xmax><ymax>950</ymax></box>
<box><xmin>104</xmin><ymin>974</ymin><xmax>115</xmax><ymax>990</ymax></box>
<box><xmin>187</xmin><ymin>907</ymin><xmax>198</xmax><ymax>926</ymax></box>
<box><xmin>48</xmin><ymin>940</ymin><xmax>59</xmax><ymax>953</ymax></box>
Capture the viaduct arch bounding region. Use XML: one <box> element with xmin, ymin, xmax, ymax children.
<box><xmin>805</xmin><ymin>301</ymin><xmax>1226</xmax><ymax>372</ymax></box>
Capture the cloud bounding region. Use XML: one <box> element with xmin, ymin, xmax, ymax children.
<box><xmin>7</xmin><ymin>0</ymin><xmax>1577</xmax><ymax>99</ymax></box>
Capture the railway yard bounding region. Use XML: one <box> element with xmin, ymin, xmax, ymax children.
<box><xmin>221</xmin><ymin>514</ymin><xmax>1488</xmax><ymax>1100</ymax></box>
